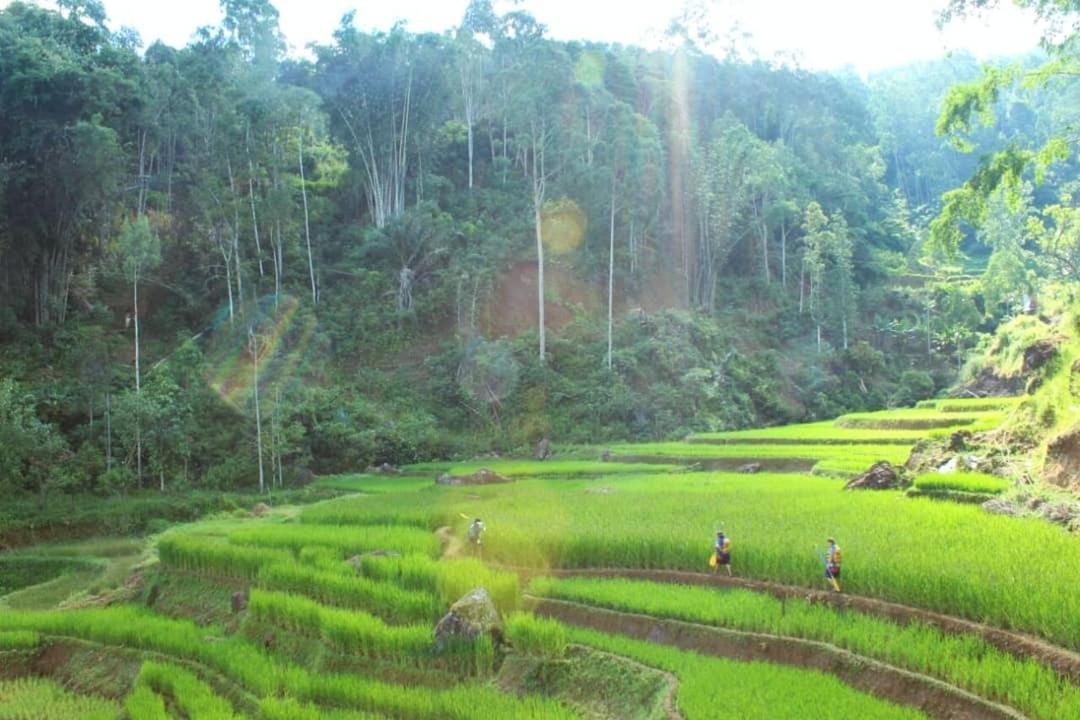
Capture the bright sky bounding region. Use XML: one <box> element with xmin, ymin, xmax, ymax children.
<box><xmin>5</xmin><ymin>0</ymin><xmax>1045</xmax><ymax>75</ymax></box>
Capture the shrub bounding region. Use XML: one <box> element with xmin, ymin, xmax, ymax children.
<box><xmin>506</xmin><ymin>612</ymin><xmax>567</xmax><ymax>659</ymax></box>
<box><xmin>257</xmin><ymin>560</ymin><xmax>443</xmax><ymax>624</ymax></box>
<box><xmin>134</xmin><ymin>661</ymin><xmax>237</xmax><ymax>719</ymax></box>
<box><xmin>913</xmin><ymin>472</ymin><xmax>1009</xmax><ymax>495</ymax></box>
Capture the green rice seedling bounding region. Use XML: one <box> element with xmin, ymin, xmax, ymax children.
<box><xmin>567</xmin><ymin>626</ymin><xmax>925</xmax><ymax>720</ymax></box>
<box><xmin>688</xmin><ymin>421</ymin><xmax>926</xmax><ymax>445</ymax></box>
<box><xmin>0</xmin><ymin>630</ymin><xmax>38</xmax><ymax>649</ymax></box>
<box><xmin>506</xmin><ymin>612</ymin><xmax>568</xmax><ymax>659</ymax></box>
<box><xmin>257</xmin><ymin>560</ymin><xmax>443</xmax><ymax>623</ymax></box>
<box><xmin>913</xmin><ymin>472</ymin><xmax>1009</xmax><ymax>495</ymax></box>
<box><xmin>604</xmin><ymin>441</ymin><xmax>911</xmax><ymax>468</ymax></box>
<box><xmin>434</xmin><ymin>460</ymin><xmax>682</xmax><ymax>477</ymax></box>
<box><xmin>247</xmin><ymin>589</ymin><xmax>433</xmax><ymax>663</ymax></box>
<box><xmin>835</xmin><ymin>408</ymin><xmax>1001</xmax><ymax>430</ymax></box>
<box><xmin>125</xmin><ymin>685</ymin><xmax>168</xmax><ymax>720</ymax></box>
<box><xmin>360</xmin><ymin>553</ymin><xmax>440</xmax><ymax>591</ymax></box>
<box><xmin>530</xmin><ymin>576</ymin><xmax>1080</xmax><ymax>720</ymax></box>
<box><xmin>0</xmin><ymin>606</ymin><xmax>282</xmax><ymax>696</ymax></box>
<box><xmin>938</xmin><ymin>397</ymin><xmax>1024</xmax><ymax>413</ymax></box>
<box><xmin>158</xmin><ymin>533</ymin><xmax>293</xmax><ymax>579</ymax></box>
<box><xmin>258</xmin><ymin>697</ymin><xmax>381</xmax><ymax>719</ymax></box>
<box><xmin>135</xmin><ymin>661</ymin><xmax>238</xmax><ymax>719</ymax></box>
<box><xmin>0</xmin><ymin>605</ymin><xmax>575</xmax><ymax>719</ymax></box>
<box><xmin>304</xmin><ymin>472</ymin><xmax>1080</xmax><ymax>650</ymax></box>
<box><xmin>314</xmin><ymin>474</ymin><xmax>437</xmax><ymax>494</ymax></box>
<box><xmin>0</xmin><ymin>678</ymin><xmax>118</xmax><ymax>720</ymax></box>
<box><xmin>298</xmin><ymin>545</ymin><xmax>349</xmax><ymax>572</ymax></box>
<box><xmin>291</xmin><ymin>671</ymin><xmax>579</xmax><ymax>720</ymax></box>
<box><xmin>229</xmin><ymin>523</ymin><xmax>440</xmax><ymax>558</ymax></box>
<box><xmin>359</xmin><ymin>554</ymin><xmax>520</xmax><ymax>612</ymax></box>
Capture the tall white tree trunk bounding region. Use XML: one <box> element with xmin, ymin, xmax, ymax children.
<box><xmin>607</xmin><ymin>184</ymin><xmax>616</xmax><ymax>372</ymax></box>
<box><xmin>780</xmin><ymin>223</ymin><xmax>787</xmax><ymax>288</ymax></box>
<box><xmin>133</xmin><ymin>266</ymin><xmax>143</xmax><ymax>486</ymax></box>
<box><xmin>218</xmin><ymin>229</ymin><xmax>235</xmax><ymax>324</ymax></box>
<box><xmin>531</xmin><ymin>130</ymin><xmax>546</xmax><ymax>364</ymax></box>
<box><xmin>299</xmin><ymin>132</ymin><xmax>317</xmax><ymax>306</ymax></box>
<box><xmin>105</xmin><ymin>392</ymin><xmax>112</xmax><ymax>472</ymax></box>
<box><xmin>250</xmin><ymin>327</ymin><xmax>265</xmax><ymax>495</ymax></box>
<box><xmin>226</xmin><ymin>158</ymin><xmax>243</xmax><ymax>312</ymax></box>
<box><xmin>248</xmin><ymin>159</ymin><xmax>265</xmax><ymax>277</ymax></box>
<box><xmin>534</xmin><ymin>196</ymin><xmax>546</xmax><ymax>363</ymax></box>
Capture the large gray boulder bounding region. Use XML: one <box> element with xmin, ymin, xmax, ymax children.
<box><xmin>845</xmin><ymin>461</ymin><xmax>904</xmax><ymax>490</ymax></box>
<box><xmin>434</xmin><ymin>587</ymin><xmax>503</xmax><ymax>650</ymax></box>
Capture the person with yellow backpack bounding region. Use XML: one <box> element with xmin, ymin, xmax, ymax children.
<box><xmin>823</xmin><ymin>537</ymin><xmax>842</xmax><ymax>592</ymax></box>
<box><xmin>710</xmin><ymin>531</ymin><xmax>732</xmax><ymax>576</ymax></box>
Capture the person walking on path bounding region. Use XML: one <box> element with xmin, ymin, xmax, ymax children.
<box><xmin>467</xmin><ymin>517</ymin><xmax>486</xmax><ymax>558</ymax></box>
<box><xmin>712</xmin><ymin>531</ymin><xmax>732</xmax><ymax>576</ymax></box>
<box><xmin>824</xmin><ymin>537</ymin><xmax>842</xmax><ymax>592</ymax></box>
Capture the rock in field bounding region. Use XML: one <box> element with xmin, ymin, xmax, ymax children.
<box><xmin>1044</xmin><ymin>423</ymin><xmax>1080</xmax><ymax>491</ymax></box>
<box><xmin>982</xmin><ymin>498</ymin><xmax>1022</xmax><ymax>517</ymax></box>
<box><xmin>534</xmin><ymin>437</ymin><xmax>552</xmax><ymax>460</ymax></box>
<box><xmin>845</xmin><ymin>461</ymin><xmax>904</xmax><ymax>490</ymax></box>
<box><xmin>737</xmin><ymin>462</ymin><xmax>762</xmax><ymax>474</ymax></box>
<box><xmin>434</xmin><ymin>587</ymin><xmax>503</xmax><ymax>650</ymax></box>
<box><xmin>436</xmin><ymin>468</ymin><xmax>511</xmax><ymax>486</ymax></box>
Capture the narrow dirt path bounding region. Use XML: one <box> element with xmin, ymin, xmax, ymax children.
<box><xmin>435</xmin><ymin>526</ymin><xmax>465</xmax><ymax>560</ymax></box>
<box><xmin>531</xmin><ymin>597</ymin><xmax>1025</xmax><ymax>720</ymax></box>
<box><xmin>512</xmin><ymin>566</ymin><xmax>1080</xmax><ymax>684</ymax></box>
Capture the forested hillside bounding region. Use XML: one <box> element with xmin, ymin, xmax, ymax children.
<box><xmin>2</xmin><ymin>0</ymin><xmax>1077</xmax><ymax>499</ymax></box>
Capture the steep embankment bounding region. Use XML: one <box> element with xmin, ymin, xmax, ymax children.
<box><xmin>956</xmin><ymin>304</ymin><xmax>1080</xmax><ymax>488</ymax></box>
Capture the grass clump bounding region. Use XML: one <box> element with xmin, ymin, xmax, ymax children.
<box><xmin>134</xmin><ymin>661</ymin><xmax>238</xmax><ymax>719</ymax></box>
<box><xmin>0</xmin><ymin>677</ymin><xmax>117</xmax><ymax>720</ymax></box>
<box><xmin>229</xmin><ymin>523</ymin><xmax>440</xmax><ymax>558</ymax></box>
<box><xmin>247</xmin><ymin>589</ymin><xmax>434</xmax><ymax>664</ymax></box>
<box><xmin>257</xmin><ymin>560</ymin><xmax>443</xmax><ymax>624</ymax></box>
<box><xmin>0</xmin><ymin>630</ymin><xmax>39</xmax><ymax>649</ymax></box>
<box><xmin>506</xmin><ymin>612</ymin><xmax>568</xmax><ymax>660</ymax></box>
<box><xmin>569</xmin><ymin>626</ymin><xmax>925</xmax><ymax>720</ymax></box>
<box><xmin>360</xmin><ymin>554</ymin><xmax>521</xmax><ymax>613</ymax></box>
<box><xmin>158</xmin><ymin>534</ymin><xmax>292</xmax><ymax>580</ymax></box>
<box><xmin>913</xmin><ymin>472</ymin><xmax>1009</xmax><ymax>495</ymax></box>
<box><xmin>124</xmin><ymin>685</ymin><xmax>168</xmax><ymax>720</ymax></box>
<box><xmin>0</xmin><ymin>605</ymin><xmax>575</xmax><ymax>720</ymax></box>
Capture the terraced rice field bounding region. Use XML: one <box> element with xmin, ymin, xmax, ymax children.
<box><xmin>5</xmin><ymin>395</ymin><xmax>1077</xmax><ymax>719</ymax></box>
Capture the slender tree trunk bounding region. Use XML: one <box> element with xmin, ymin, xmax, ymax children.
<box><xmin>842</xmin><ymin>316</ymin><xmax>849</xmax><ymax>350</ymax></box>
<box><xmin>780</xmin><ymin>223</ymin><xmax>787</xmax><ymax>288</ymax></box>
<box><xmin>219</xmin><ymin>230</ymin><xmax>235</xmax><ymax>324</ymax></box>
<box><xmin>532</xmin><ymin>129</ymin><xmax>546</xmax><ymax>364</ymax></box>
<box><xmin>133</xmin><ymin>266</ymin><xmax>143</xmax><ymax>487</ymax></box>
<box><xmin>105</xmin><ymin>392</ymin><xmax>112</xmax><ymax>472</ymax></box>
<box><xmin>227</xmin><ymin>157</ymin><xmax>244</xmax><ymax>312</ymax></box>
<box><xmin>926</xmin><ymin>306</ymin><xmax>932</xmax><ymax>360</ymax></box>
<box><xmin>799</xmin><ymin>258</ymin><xmax>806</xmax><ymax>314</ymax></box>
<box><xmin>607</xmin><ymin>182</ymin><xmax>616</xmax><ymax>372</ymax></box>
<box><xmin>298</xmin><ymin>132</ymin><xmax>317</xmax><ymax>306</ymax></box>
<box><xmin>250</xmin><ymin>327</ymin><xmax>265</xmax><ymax>495</ymax></box>
<box><xmin>248</xmin><ymin>158</ymin><xmax>265</xmax><ymax>277</ymax></box>
<box><xmin>817</xmin><ymin>323</ymin><xmax>822</xmax><ymax>354</ymax></box>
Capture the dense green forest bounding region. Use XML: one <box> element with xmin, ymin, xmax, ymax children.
<box><xmin>2</xmin><ymin>0</ymin><xmax>1078</xmax><ymax>501</ymax></box>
